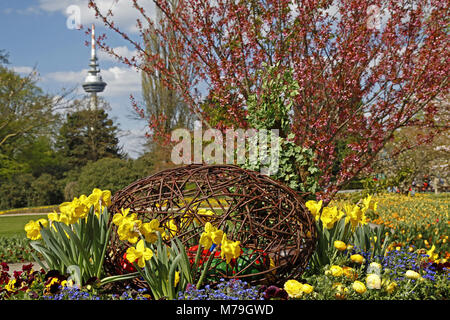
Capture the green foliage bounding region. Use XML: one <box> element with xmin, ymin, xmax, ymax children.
<box><xmin>246</xmin><ymin>62</ymin><xmax>298</xmax><ymax>137</ymax></box>
<box><xmin>0</xmin><ymin>173</ymin><xmax>34</xmax><ymax>209</ymax></box>
<box><xmin>14</xmin><ymin>136</ymin><xmax>67</xmax><ymax>179</ymax></box>
<box><xmin>361</xmin><ymin>168</ymin><xmax>413</xmax><ymax>196</ymax></box>
<box><xmin>242</xmin><ymin>62</ymin><xmax>321</xmax><ymax>195</ymax></box>
<box><xmin>0</xmin><ymin>62</ymin><xmax>68</xmax><ymax>209</ymax></box>
<box><xmin>29</xmin><ymin>174</ymin><xmax>64</xmax><ymax>206</ymax></box>
<box><xmin>30</xmin><ymin>206</ymin><xmax>112</xmax><ymax>285</ymax></box>
<box><xmin>101</xmin><ymin>233</ymin><xmax>193</xmax><ymax>300</ymax></box>
<box><xmin>138</xmin><ymin>234</ymin><xmax>193</xmax><ymax>300</ymax></box>
<box><xmin>243</xmin><ymin>133</ymin><xmax>321</xmax><ymax>195</ymax></box>
<box><xmin>56</xmin><ymin>103</ymin><xmax>124</xmax><ymax>169</ymax></box>
<box><xmin>0</xmin><ymin>235</ymin><xmax>40</xmax><ymax>263</ymax></box>
<box><xmin>0</xmin><ymin>64</ymin><xmax>55</xmax><ymax>150</ymax></box>
<box><xmin>309</xmin><ymin>218</ymin><xmax>352</xmax><ymax>271</ymax></box>
<box><xmin>65</xmin><ymin>157</ymin><xmax>153</xmax><ymax>199</ymax></box>
<box><xmin>0</xmin><ymin>173</ymin><xmax>63</xmax><ymax>210</ymax></box>
<box><xmin>352</xmin><ymin>224</ymin><xmax>392</xmax><ymax>262</ymax></box>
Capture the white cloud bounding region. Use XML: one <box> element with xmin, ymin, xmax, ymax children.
<box><xmin>36</xmin><ymin>0</ymin><xmax>156</xmax><ymax>33</ymax></box>
<box><xmin>11</xmin><ymin>66</ymin><xmax>35</xmax><ymax>74</ymax></box>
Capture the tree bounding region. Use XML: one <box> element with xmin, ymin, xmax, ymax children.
<box><xmin>372</xmin><ymin>94</ymin><xmax>450</xmax><ymax>191</ymax></box>
<box><xmin>72</xmin><ymin>157</ymin><xmax>154</xmax><ymax>197</ymax></box>
<box><xmin>139</xmin><ymin>0</ymin><xmax>195</xmax><ymax>140</ymax></box>
<box><xmin>0</xmin><ymin>59</ymin><xmax>68</xmax><ymax>182</ymax></box>
<box><xmin>89</xmin><ymin>0</ymin><xmax>449</xmax><ymax>200</ymax></box>
<box><xmin>56</xmin><ymin>97</ymin><xmax>124</xmax><ymax>169</ymax></box>
<box><xmin>137</xmin><ymin>0</ymin><xmax>196</xmax><ymax>168</ymax></box>
<box><xmin>0</xmin><ymin>62</ymin><xmax>65</xmax><ymax>150</ymax></box>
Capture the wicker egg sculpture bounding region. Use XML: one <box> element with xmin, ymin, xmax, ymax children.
<box><xmin>105</xmin><ymin>164</ymin><xmax>317</xmax><ymax>286</ymax></box>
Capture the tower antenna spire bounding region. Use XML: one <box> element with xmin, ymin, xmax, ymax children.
<box><xmin>91</xmin><ymin>23</ymin><xmax>96</xmax><ymax>60</ymax></box>
<box><xmin>82</xmin><ymin>23</ymin><xmax>106</xmax><ymax>110</ymax></box>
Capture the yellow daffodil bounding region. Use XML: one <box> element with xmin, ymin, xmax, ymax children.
<box><xmin>112</xmin><ymin>208</ymin><xmax>132</xmax><ymax>226</ymax></box>
<box><xmin>162</xmin><ymin>219</ymin><xmax>179</xmax><ymax>240</ymax></box>
<box><xmin>86</xmin><ymin>188</ymin><xmax>111</xmax><ymax>215</ymax></box>
<box><xmin>24</xmin><ymin>219</ymin><xmax>48</xmax><ymax>240</ymax></box>
<box><xmin>140</xmin><ymin>219</ymin><xmax>163</xmax><ymax>244</ymax></box>
<box><xmin>382</xmin><ymin>279</ymin><xmax>397</xmax><ymax>294</ymax></box>
<box><xmin>320</xmin><ymin>206</ymin><xmax>345</xmax><ymax>229</ymax></box>
<box><xmin>362</xmin><ymin>195</ymin><xmax>372</xmax><ymax>209</ymax></box>
<box><xmin>58</xmin><ymin>201</ymin><xmax>81</xmax><ymax>224</ymax></box>
<box><xmin>47</xmin><ymin>211</ymin><xmax>60</xmax><ymax>222</ymax></box>
<box><xmin>113</xmin><ymin>208</ymin><xmax>142</xmax><ymax>243</ymax></box>
<box><xmin>426</xmin><ymin>245</ymin><xmax>439</xmax><ymax>261</ymax></box>
<box><xmin>119</xmin><ymin>219</ymin><xmax>142</xmax><ymax>244</ymax></box>
<box><xmin>199</xmin><ymin>222</ymin><xmax>223</xmax><ymax>249</ymax></box>
<box><xmin>126</xmin><ymin>239</ymin><xmax>153</xmax><ymax>268</ymax></box>
<box><xmin>194</xmin><ymin>208</ymin><xmax>215</xmax><ymax>224</ymax></box>
<box><xmin>305</xmin><ymin>200</ymin><xmax>322</xmax><ymax>220</ymax></box>
<box><xmin>174</xmin><ymin>271</ymin><xmax>180</xmax><ymax>287</ymax></box>
<box><xmin>284</xmin><ymin>279</ymin><xmax>304</xmax><ymax>298</ymax></box>
<box><xmin>352</xmin><ymin>281</ymin><xmax>367</xmax><ymax>294</ymax></box>
<box><xmin>71</xmin><ymin>196</ymin><xmax>89</xmax><ymax>219</ymax></box>
<box><xmin>344</xmin><ymin>204</ymin><xmax>367</xmax><ymax>229</ymax></box>
<box><xmin>220</xmin><ymin>233</ymin><xmax>241</xmax><ymax>264</ymax></box>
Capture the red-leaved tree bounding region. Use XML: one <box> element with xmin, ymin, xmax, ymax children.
<box><xmin>88</xmin><ymin>0</ymin><xmax>449</xmax><ymax>199</ymax></box>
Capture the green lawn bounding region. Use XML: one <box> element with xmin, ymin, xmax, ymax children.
<box><xmin>0</xmin><ymin>214</ymin><xmax>47</xmax><ymax>237</ymax></box>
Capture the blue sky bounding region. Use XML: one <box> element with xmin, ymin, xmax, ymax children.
<box><xmin>0</xmin><ymin>0</ymin><xmax>158</xmax><ymax>158</ymax></box>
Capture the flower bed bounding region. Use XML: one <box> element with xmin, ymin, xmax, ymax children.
<box><xmin>1</xmin><ymin>190</ymin><xmax>448</xmax><ymax>300</ymax></box>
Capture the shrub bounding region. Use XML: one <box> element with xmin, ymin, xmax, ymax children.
<box><xmin>72</xmin><ymin>158</ymin><xmax>151</xmax><ymax>196</ymax></box>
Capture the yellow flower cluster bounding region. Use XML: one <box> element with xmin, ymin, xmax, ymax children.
<box><xmin>283</xmin><ymin>279</ymin><xmax>314</xmax><ymax>298</ymax></box>
<box><xmin>48</xmin><ymin>188</ymin><xmax>111</xmax><ymax>225</ymax></box>
<box><xmin>112</xmin><ymin>208</ymin><xmax>163</xmax><ymax>244</ymax></box>
<box><xmin>306</xmin><ymin>195</ymin><xmax>376</xmax><ymax>230</ymax></box>
<box><xmin>199</xmin><ymin>222</ymin><xmax>241</xmax><ymax>264</ymax></box>
<box><xmin>324</xmin><ymin>260</ymin><xmax>398</xmax><ymax>298</ymax></box>
<box><xmin>24</xmin><ymin>188</ymin><xmax>111</xmax><ymax>240</ymax></box>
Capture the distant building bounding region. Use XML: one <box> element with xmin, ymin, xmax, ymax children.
<box><xmin>82</xmin><ymin>24</ymin><xmax>106</xmax><ymax>110</ymax></box>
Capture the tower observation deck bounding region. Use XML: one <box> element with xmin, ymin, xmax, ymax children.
<box><xmin>82</xmin><ymin>24</ymin><xmax>106</xmax><ymax>109</ymax></box>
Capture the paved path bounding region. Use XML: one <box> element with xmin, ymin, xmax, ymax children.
<box><xmin>0</xmin><ymin>212</ymin><xmax>49</xmax><ymax>217</ymax></box>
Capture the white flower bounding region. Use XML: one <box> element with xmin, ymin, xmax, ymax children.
<box><xmin>366</xmin><ymin>273</ymin><xmax>381</xmax><ymax>289</ymax></box>
<box><xmin>367</xmin><ymin>262</ymin><xmax>382</xmax><ymax>275</ymax></box>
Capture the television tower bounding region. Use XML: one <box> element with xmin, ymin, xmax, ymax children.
<box><xmin>82</xmin><ymin>24</ymin><xmax>106</xmax><ymax>110</ymax></box>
